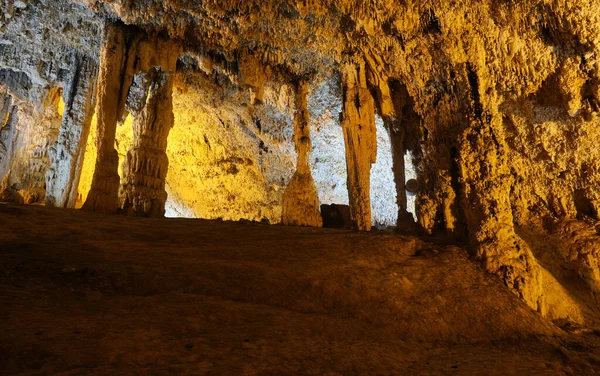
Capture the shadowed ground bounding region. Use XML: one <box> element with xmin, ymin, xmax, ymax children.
<box><xmin>1</xmin><ymin>203</ymin><xmax>599</xmax><ymax>375</ymax></box>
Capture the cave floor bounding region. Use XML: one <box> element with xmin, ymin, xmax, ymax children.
<box><xmin>1</xmin><ymin>204</ymin><xmax>600</xmax><ymax>375</ymax></box>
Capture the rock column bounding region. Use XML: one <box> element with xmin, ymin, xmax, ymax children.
<box><xmin>118</xmin><ymin>68</ymin><xmax>174</xmax><ymax>217</ymax></box>
<box><xmin>457</xmin><ymin>63</ymin><xmax>544</xmax><ymax>312</ymax></box>
<box><xmin>340</xmin><ymin>62</ymin><xmax>377</xmax><ymax>231</ymax></box>
<box><xmin>46</xmin><ymin>54</ymin><xmax>97</xmax><ymax>208</ymax></box>
<box><xmin>82</xmin><ymin>22</ymin><xmax>129</xmax><ymax>214</ymax></box>
<box><xmin>387</xmin><ymin>82</ymin><xmax>419</xmax><ymax>225</ymax></box>
<box><xmin>281</xmin><ymin>80</ymin><xmax>323</xmax><ymax>227</ymax></box>
<box><xmin>388</xmin><ymin>124</ymin><xmax>410</xmax><ymax>222</ymax></box>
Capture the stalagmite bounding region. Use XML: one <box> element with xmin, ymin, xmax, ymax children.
<box><xmin>45</xmin><ymin>54</ymin><xmax>97</xmax><ymax>208</ymax></box>
<box><xmin>456</xmin><ymin>63</ymin><xmax>544</xmax><ymax>311</ymax></box>
<box><xmin>340</xmin><ymin>62</ymin><xmax>377</xmax><ymax>231</ymax></box>
<box><xmin>119</xmin><ymin>67</ymin><xmax>174</xmax><ymax>217</ymax></box>
<box><xmin>387</xmin><ymin>82</ymin><xmax>418</xmax><ymax>225</ymax></box>
<box><xmin>281</xmin><ymin>80</ymin><xmax>322</xmax><ymax>227</ymax></box>
<box><xmin>458</xmin><ymin>115</ymin><xmax>544</xmax><ymax>311</ymax></box>
<box><xmin>82</xmin><ymin>22</ymin><xmax>129</xmax><ymax>214</ymax></box>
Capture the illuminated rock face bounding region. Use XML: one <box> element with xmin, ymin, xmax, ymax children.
<box><xmin>2</xmin><ymin>0</ymin><xmax>600</xmax><ymax>320</ymax></box>
<box><xmin>0</xmin><ymin>87</ymin><xmax>63</xmax><ymax>204</ymax></box>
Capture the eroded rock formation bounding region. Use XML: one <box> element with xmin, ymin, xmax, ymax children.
<box><xmin>340</xmin><ymin>62</ymin><xmax>377</xmax><ymax>231</ymax></box>
<box><xmin>0</xmin><ymin>86</ymin><xmax>63</xmax><ymax>204</ymax></box>
<box><xmin>83</xmin><ymin>20</ymin><xmax>181</xmax><ymax>215</ymax></box>
<box><xmin>119</xmin><ymin>67</ymin><xmax>174</xmax><ymax>217</ymax></box>
<box><xmin>45</xmin><ymin>54</ymin><xmax>97</xmax><ymax>208</ymax></box>
<box><xmin>81</xmin><ymin>22</ymin><xmax>130</xmax><ymax>214</ymax></box>
<box><xmin>281</xmin><ymin>80</ymin><xmax>322</xmax><ymax>227</ymax></box>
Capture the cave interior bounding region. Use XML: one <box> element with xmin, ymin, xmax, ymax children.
<box><xmin>2</xmin><ymin>0</ymin><xmax>600</xmax><ymax>374</ymax></box>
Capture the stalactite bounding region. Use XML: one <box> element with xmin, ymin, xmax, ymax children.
<box><xmin>119</xmin><ymin>67</ymin><xmax>174</xmax><ymax>217</ymax></box>
<box><xmin>45</xmin><ymin>54</ymin><xmax>98</xmax><ymax>208</ymax></box>
<box><xmin>340</xmin><ymin>61</ymin><xmax>377</xmax><ymax>231</ymax></box>
<box><xmin>281</xmin><ymin>80</ymin><xmax>322</xmax><ymax>227</ymax></box>
<box><xmin>82</xmin><ymin>21</ymin><xmax>131</xmax><ymax>214</ymax></box>
<box><xmin>387</xmin><ymin>81</ymin><xmax>418</xmax><ymax>226</ymax></box>
<box><xmin>239</xmin><ymin>52</ymin><xmax>268</xmax><ymax>104</ymax></box>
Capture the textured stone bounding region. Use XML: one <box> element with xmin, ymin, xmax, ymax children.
<box><xmin>45</xmin><ymin>54</ymin><xmax>98</xmax><ymax>208</ymax></box>
<box><xmin>82</xmin><ymin>21</ymin><xmax>131</xmax><ymax>214</ymax></box>
<box><xmin>281</xmin><ymin>80</ymin><xmax>322</xmax><ymax>227</ymax></box>
<box><xmin>119</xmin><ymin>68</ymin><xmax>174</xmax><ymax>217</ymax></box>
<box><xmin>340</xmin><ymin>61</ymin><xmax>377</xmax><ymax>231</ymax></box>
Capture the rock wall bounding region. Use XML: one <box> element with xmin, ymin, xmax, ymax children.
<box><xmin>162</xmin><ymin>72</ymin><xmax>296</xmax><ymax>223</ymax></box>
<box><xmin>0</xmin><ymin>0</ymin><xmax>101</xmax><ymax>205</ymax></box>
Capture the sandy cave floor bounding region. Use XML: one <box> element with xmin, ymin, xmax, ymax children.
<box><xmin>1</xmin><ymin>203</ymin><xmax>600</xmax><ymax>375</ymax></box>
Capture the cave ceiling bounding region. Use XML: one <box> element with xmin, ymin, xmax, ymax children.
<box><xmin>73</xmin><ymin>0</ymin><xmax>600</xmax><ymax>115</ymax></box>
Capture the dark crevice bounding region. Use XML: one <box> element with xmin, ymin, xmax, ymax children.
<box><xmin>574</xmin><ymin>189</ymin><xmax>597</xmax><ymax>220</ymax></box>
<box><xmin>466</xmin><ymin>63</ymin><xmax>483</xmax><ymax>119</ymax></box>
<box><xmin>421</xmin><ymin>9</ymin><xmax>442</xmax><ymax>35</ymax></box>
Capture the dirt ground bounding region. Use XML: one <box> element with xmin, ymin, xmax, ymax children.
<box><xmin>1</xmin><ymin>203</ymin><xmax>600</xmax><ymax>375</ymax></box>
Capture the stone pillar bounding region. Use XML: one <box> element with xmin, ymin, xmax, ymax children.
<box><xmin>340</xmin><ymin>62</ymin><xmax>377</xmax><ymax>231</ymax></box>
<box><xmin>387</xmin><ymin>82</ymin><xmax>420</xmax><ymax>225</ymax></box>
<box><xmin>118</xmin><ymin>67</ymin><xmax>174</xmax><ymax>217</ymax></box>
<box><xmin>281</xmin><ymin>80</ymin><xmax>323</xmax><ymax>227</ymax></box>
<box><xmin>388</xmin><ymin>125</ymin><xmax>410</xmax><ymax>222</ymax></box>
<box><xmin>82</xmin><ymin>22</ymin><xmax>129</xmax><ymax>214</ymax></box>
<box><xmin>45</xmin><ymin>55</ymin><xmax>97</xmax><ymax>208</ymax></box>
<box><xmin>457</xmin><ymin>63</ymin><xmax>543</xmax><ymax>312</ymax></box>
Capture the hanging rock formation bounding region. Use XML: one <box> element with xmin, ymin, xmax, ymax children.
<box><xmin>282</xmin><ymin>80</ymin><xmax>323</xmax><ymax>227</ymax></box>
<box><xmin>386</xmin><ymin>81</ymin><xmax>421</xmax><ymax>226</ymax></box>
<box><xmin>119</xmin><ymin>68</ymin><xmax>174</xmax><ymax>217</ymax></box>
<box><xmin>83</xmin><ymin>20</ymin><xmax>181</xmax><ymax>215</ymax></box>
<box><xmin>340</xmin><ymin>62</ymin><xmax>377</xmax><ymax>231</ymax></box>
<box><xmin>82</xmin><ymin>22</ymin><xmax>131</xmax><ymax>214</ymax></box>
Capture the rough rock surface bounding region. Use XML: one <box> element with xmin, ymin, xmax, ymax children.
<box><xmin>340</xmin><ymin>62</ymin><xmax>377</xmax><ymax>231</ymax></box>
<box><xmin>0</xmin><ymin>0</ymin><xmax>101</xmax><ymax>206</ymax></box>
<box><xmin>119</xmin><ymin>68</ymin><xmax>174</xmax><ymax>217</ymax></box>
<box><xmin>281</xmin><ymin>80</ymin><xmax>323</xmax><ymax>227</ymax></box>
